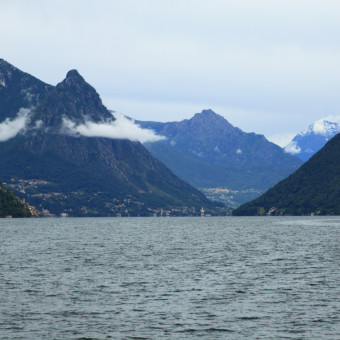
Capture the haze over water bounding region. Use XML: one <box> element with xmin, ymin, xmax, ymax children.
<box><xmin>1</xmin><ymin>217</ymin><xmax>340</xmax><ymax>339</ymax></box>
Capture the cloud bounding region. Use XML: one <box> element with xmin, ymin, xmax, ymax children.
<box><xmin>62</xmin><ymin>112</ymin><xmax>165</xmax><ymax>143</ymax></box>
<box><xmin>267</xmin><ymin>132</ymin><xmax>297</xmax><ymax>147</ymax></box>
<box><xmin>284</xmin><ymin>141</ymin><xmax>301</xmax><ymax>154</ymax></box>
<box><xmin>0</xmin><ymin>108</ymin><xmax>30</xmax><ymax>141</ymax></box>
<box><xmin>3</xmin><ymin>1</ymin><xmax>340</xmax><ymax>138</ymax></box>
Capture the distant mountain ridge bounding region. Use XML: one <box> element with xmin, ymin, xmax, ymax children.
<box><xmin>0</xmin><ymin>59</ymin><xmax>225</xmax><ymax>216</ymax></box>
<box><xmin>136</xmin><ymin>110</ymin><xmax>302</xmax><ymax>206</ymax></box>
<box><xmin>233</xmin><ymin>132</ymin><xmax>340</xmax><ymax>216</ymax></box>
<box><xmin>285</xmin><ymin>119</ymin><xmax>340</xmax><ymax>161</ymax></box>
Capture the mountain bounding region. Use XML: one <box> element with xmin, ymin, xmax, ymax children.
<box><xmin>0</xmin><ymin>60</ymin><xmax>225</xmax><ymax>217</ymax></box>
<box><xmin>136</xmin><ymin>110</ymin><xmax>302</xmax><ymax>207</ymax></box>
<box><xmin>0</xmin><ymin>59</ymin><xmax>52</xmax><ymax>121</ymax></box>
<box><xmin>285</xmin><ymin>119</ymin><xmax>340</xmax><ymax>161</ymax></box>
<box><xmin>233</xmin><ymin>133</ymin><xmax>340</xmax><ymax>216</ymax></box>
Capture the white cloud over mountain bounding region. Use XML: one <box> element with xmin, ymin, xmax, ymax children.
<box><xmin>284</xmin><ymin>141</ymin><xmax>301</xmax><ymax>154</ymax></box>
<box><xmin>62</xmin><ymin>112</ymin><xmax>165</xmax><ymax>143</ymax></box>
<box><xmin>0</xmin><ymin>108</ymin><xmax>30</xmax><ymax>141</ymax></box>
<box><xmin>3</xmin><ymin>0</ymin><xmax>340</xmax><ymax>139</ymax></box>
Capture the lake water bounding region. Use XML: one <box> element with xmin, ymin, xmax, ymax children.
<box><xmin>1</xmin><ymin>216</ymin><xmax>340</xmax><ymax>339</ymax></box>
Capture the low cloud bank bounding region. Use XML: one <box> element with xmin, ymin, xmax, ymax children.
<box><xmin>284</xmin><ymin>141</ymin><xmax>301</xmax><ymax>154</ymax></box>
<box><xmin>62</xmin><ymin>112</ymin><xmax>165</xmax><ymax>143</ymax></box>
<box><xmin>0</xmin><ymin>108</ymin><xmax>30</xmax><ymax>141</ymax></box>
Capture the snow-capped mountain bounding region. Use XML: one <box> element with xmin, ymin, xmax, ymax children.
<box><xmin>285</xmin><ymin>119</ymin><xmax>340</xmax><ymax>161</ymax></box>
<box><xmin>303</xmin><ymin>120</ymin><xmax>340</xmax><ymax>136</ymax></box>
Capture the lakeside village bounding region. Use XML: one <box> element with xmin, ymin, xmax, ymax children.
<box><xmin>4</xmin><ymin>178</ymin><xmax>224</xmax><ymax>217</ymax></box>
<box><xmin>201</xmin><ymin>187</ymin><xmax>263</xmax><ymax>208</ymax></box>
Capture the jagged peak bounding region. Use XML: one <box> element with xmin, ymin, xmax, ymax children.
<box><xmin>201</xmin><ymin>109</ymin><xmax>216</xmax><ymax>114</ymax></box>
<box><xmin>194</xmin><ymin>109</ymin><xmax>219</xmax><ymax>117</ymax></box>
<box><xmin>66</xmin><ymin>69</ymin><xmax>82</xmax><ymax>79</ymax></box>
<box><xmin>56</xmin><ymin>69</ymin><xmax>94</xmax><ymax>92</ymax></box>
<box><xmin>61</xmin><ymin>69</ymin><xmax>86</xmax><ymax>86</ymax></box>
<box><xmin>191</xmin><ymin>109</ymin><xmax>232</xmax><ymax>125</ymax></box>
<box><xmin>40</xmin><ymin>68</ymin><xmax>112</xmax><ymax>125</ymax></box>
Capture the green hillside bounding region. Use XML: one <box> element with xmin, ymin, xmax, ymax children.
<box><xmin>233</xmin><ymin>133</ymin><xmax>340</xmax><ymax>216</ymax></box>
<box><xmin>0</xmin><ymin>182</ymin><xmax>33</xmax><ymax>217</ymax></box>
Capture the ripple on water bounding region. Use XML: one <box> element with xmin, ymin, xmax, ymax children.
<box><xmin>1</xmin><ymin>216</ymin><xmax>340</xmax><ymax>339</ymax></box>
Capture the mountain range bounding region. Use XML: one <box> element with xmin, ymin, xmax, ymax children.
<box><xmin>233</xmin><ymin>131</ymin><xmax>340</xmax><ymax>216</ymax></box>
<box><xmin>0</xmin><ymin>59</ymin><xmax>225</xmax><ymax>217</ymax></box>
<box><xmin>285</xmin><ymin>119</ymin><xmax>340</xmax><ymax>161</ymax></box>
<box><xmin>136</xmin><ymin>110</ymin><xmax>302</xmax><ymax>206</ymax></box>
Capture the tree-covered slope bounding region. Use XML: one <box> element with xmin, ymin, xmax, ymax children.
<box><xmin>233</xmin><ymin>133</ymin><xmax>340</xmax><ymax>216</ymax></box>
<box><xmin>0</xmin><ymin>133</ymin><xmax>222</xmax><ymax>216</ymax></box>
<box><xmin>0</xmin><ymin>181</ymin><xmax>33</xmax><ymax>217</ymax></box>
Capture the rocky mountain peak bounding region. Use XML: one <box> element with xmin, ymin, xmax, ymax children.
<box><xmin>188</xmin><ymin>109</ymin><xmax>236</xmax><ymax>136</ymax></box>
<box><xmin>32</xmin><ymin>68</ymin><xmax>112</xmax><ymax>128</ymax></box>
<box><xmin>192</xmin><ymin>109</ymin><xmax>224</xmax><ymax>121</ymax></box>
<box><xmin>64</xmin><ymin>69</ymin><xmax>84</xmax><ymax>84</ymax></box>
<box><xmin>66</xmin><ymin>69</ymin><xmax>81</xmax><ymax>78</ymax></box>
<box><xmin>199</xmin><ymin>109</ymin><xmax>216</xmax><ymax>115</ymax></box>
<box><xmin>59</xmin><ymin>69</ymin><xmax>89</xmax><ymax>89</ymax></box>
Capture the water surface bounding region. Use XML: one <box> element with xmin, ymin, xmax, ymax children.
<box><xmin>1</xmin><ymin>216</ymin><xmax>340</xmax><ymax>339</ymax></box>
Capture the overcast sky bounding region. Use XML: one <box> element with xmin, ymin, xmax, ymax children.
<box><xmin>1</xmin><ymin>0</ymin><xmax>340</xmax><ymax>146</ymax></box>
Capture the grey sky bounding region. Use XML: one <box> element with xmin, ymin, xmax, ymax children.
<box><xmin>1</xmin><ymin>0</ymin><xmax>340</xmax><ymax>146</ymax></box>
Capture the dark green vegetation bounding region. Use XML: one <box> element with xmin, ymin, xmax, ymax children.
<box><xmin>137</xmin><ymin>110</ymin><xmax>302</xmax><ymax>206</ymax></box>
<box><xmin>0</xmin><ymin>181</ymin><xmax>32</xmax><ymax>217</ymax></box>
<box><xmin>233</xmin><ymin>133</ymin><xmax>340</xmax><ymax>215</ymax></box>
<box><xmin>0</xmin><ymin>60</ymin><xmax>225</xmax><ymax>216</ymax></box>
